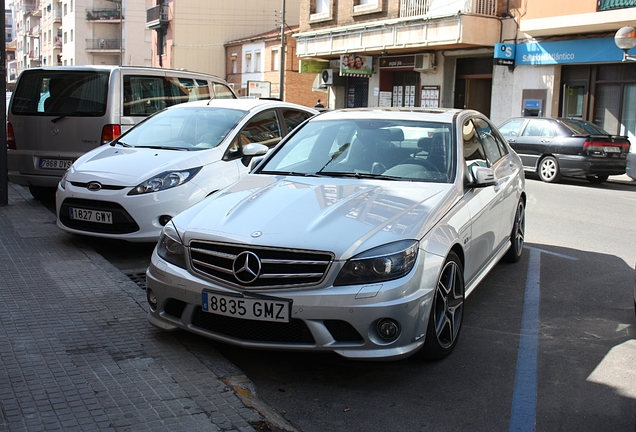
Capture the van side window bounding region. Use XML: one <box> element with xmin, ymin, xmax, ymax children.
<box><xmin>212</xmin><ymin>83</ymin><xmax>235</xmax><ymax>99</ymax></box>
<box><xmin>124</xmin><ymin>76</ymin><xmax>167</xmax><ymax>116</ymax></box>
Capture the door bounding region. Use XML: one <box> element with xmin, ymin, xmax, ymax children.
<box><xmin>513</xmin><ymin>118</ymin><xmax>556</xmax><ymax>170</ymax></box>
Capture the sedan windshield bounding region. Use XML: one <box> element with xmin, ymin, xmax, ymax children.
<box><xmin>115</xmin><ymin>107</ymin><xmax>246</xmax><ymax>150</ymax></box>
<box><xmin>259</xmin><ymin>119</ymin><xmax>455</xmax><ymax>182</ymax></box>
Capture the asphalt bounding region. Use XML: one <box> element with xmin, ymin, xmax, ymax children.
<box><xmin>0</xmin><ymin>182</ymin><xmax>296</xmax><ymax>432</ymax></box>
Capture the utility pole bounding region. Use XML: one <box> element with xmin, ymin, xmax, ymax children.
<box><xmin>1</xmin><ymin>0</ymin><xmax>7</xmax><ymax>206</ymax></box>
<box><xmin>278</xmin><ymin>0</ymin><xmax>285</xmax><ymax>100</ymax></box>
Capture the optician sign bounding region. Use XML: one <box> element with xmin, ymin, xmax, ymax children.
<box><xmin>515</xmin><ymin>37</ymin><xmax>633</xmax><ymax>65</ymax></box>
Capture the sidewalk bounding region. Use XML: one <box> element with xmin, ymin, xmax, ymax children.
<box><xmin>0</xmin><ymin>183</ymin><xmax>294</xmax><ymax>432</ymax></box>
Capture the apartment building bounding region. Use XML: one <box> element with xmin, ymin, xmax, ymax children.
<box><xmin>294</xmin><ymin>0</ymin><xmax>515</xmax><ymax>116</ymax></box>
<box><xmin>145</xmin><ymin>0</ymin><xmax>301</xmax><ymax>79</ymax></box>
<box><xmin>497</xmin><ymin>0</ymin><xmax>636</xmax><ymax>143</ymax></box>
<box><xmin>224</xmin><ymin>25</ymin><xmax>324</xmax><ymax>105</ymax></box>
<box><xmin>10</xmin><ymin>0</ymin><xmax>153</xmax><ymax>86</ymax></box>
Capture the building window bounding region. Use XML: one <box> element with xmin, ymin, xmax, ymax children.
<box><xmin>310</xmin><ymin>0</ymin><xmax>331</xmax><ymax>21</ymax></box>
<box><xmin>272</xmin><ymin>49</ymin><xmax>279</xmax><ymax>71</ymax></box>
<box><xmin>70</xmin><ymin>0</ymin><xmax>73</xmax><ymax>12</ymax></box>
<box><xmin>63</xmin><ymin>3</ymin><xmax>67</xmax><ymax>15</ymax></box>
<box><xmin>254</xmin><ymin>51</ymin><xmax>261</xmax><ymax>73</ymax></box>
<box><xmin>245</xmin><ymin>53</ymin><xmax>252</xmax><ymax>73</ymax></box>
<box><xmin>354</xmin><ymin>0</ymin><xmax>381</xmax><ymax>14</ymax></box>
<box><xmin>63</xmin><ymin>32</ymin><xmax>67</xmax><ymax>44</ymax></box>
<box><xmin>231</xmin><ymin>55</ymin><xmax>237</xmax><ymax>74</ymax></box>
<box><xmin>70</xmin><ymin>30</ymin><xmax>73</xmax><ymax>42</ymax></box>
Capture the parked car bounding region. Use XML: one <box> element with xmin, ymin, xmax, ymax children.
<box><xmin>626</xmin><ymin>142</ymin><xmax>636</xmax><ymax>181</ymax></box>
<box><xmin>145</xmin><ymin>108</ymin><xmax>526</xmax><ymax>360</ymax></box>
<box><xmin>498</xmin><ymin>117</ymin><xmax>631</xmax><ymax>184</ymax></box>
<box><xmin>56</xmin><ymin>99</ymin><xmax>317</xmax><ymax>242</ymax></box>
<box><xmin>8</xmin><ymin>66</ymin><xmax>237</xmax><ymax>201</ymax></box>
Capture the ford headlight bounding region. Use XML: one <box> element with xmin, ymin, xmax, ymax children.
<box><xmin>128</xmin><ymin>167</ymin><xmax>202</xmax><ymax>195</ymax></box>
<box><xmin>334</xmin><ymin>240</ymin><xmax>419</xmax><ymax>286</ymax></box>
<box><xmin>157</xmin><ymin>222</ymin><xmax>186</xmax><ymax>269</ymax></box>
<box><xmin>59</xmin><ymin>169</ymin><xmax>69</xmax><ymax>190</ymax></box>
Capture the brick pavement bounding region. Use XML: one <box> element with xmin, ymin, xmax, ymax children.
<box><xmin>0</xmin><ymin>183</ymin><xmax>294</xmax><ymax>432</ymax></box>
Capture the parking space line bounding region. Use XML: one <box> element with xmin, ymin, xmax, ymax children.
<box><xmin>509</xmin><ymin>247</ymin><xmax>578</xmax><ymax>431</ymax></box>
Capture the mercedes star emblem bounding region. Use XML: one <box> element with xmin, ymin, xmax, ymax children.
<box><xmin>232</xmin><ymin>251</ymin><xmax>262</xmax><ymax>284</ymax></box>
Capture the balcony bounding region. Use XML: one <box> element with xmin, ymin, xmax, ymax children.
<box><xmin>86</xmin><ymin>9</ymin><xmax>123</xmax><ymax>21</ymax></box>
<box><xmin>146</xmin><ymin>5</ymin><xmax>168</xmax><ymax>29</ymax></box>
<box><xmin>297</xmin><ymin>0</ymin><xmax>500</xmax><ymax>57</ymax></box>
<box><xmin>86</xmin><ymin>38</ymin><xmax>123</xmax><ymax>51</ymax></box>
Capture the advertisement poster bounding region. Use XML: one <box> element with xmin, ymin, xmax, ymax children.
<box><xmin>340</xmin><ymin>54</ymin><xmax>373</xmax><ymax>77</ymax></box>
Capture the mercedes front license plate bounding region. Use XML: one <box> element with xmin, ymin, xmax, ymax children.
<box><xmin>202</xmin><ymin>290</ymin><xmax>291</xmax><ymax>323</ymax></box>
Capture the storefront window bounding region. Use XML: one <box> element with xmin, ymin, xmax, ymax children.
<box><xmin>594</xmin><ymin>84</ymin><xmax>621</xmax><ymax>134</ymax></box>
<box><xmin>621</xmin><ymin>84</ymin><xmax>636</xmax><ymax>143</ymax></box>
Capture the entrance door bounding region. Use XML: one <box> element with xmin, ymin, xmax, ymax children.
<box><xmin>455</xmin><ymin>78</ymin><xmax>492</xmax><ymax>117</ymax></box>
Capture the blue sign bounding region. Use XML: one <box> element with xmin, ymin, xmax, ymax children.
<box><xmin>494</xmin><ymin>43</ymin><xmax>515</xmax><ymax>66</ymax></box>
<box><xmin>524</xmin><ymin>99</ymin><xmax>541</xmax><ymax>109</ymax></box>
<box><xmin>515</xmin><ymin>37</ymin><xmax>636</xmax><ymax>65</ymax></box>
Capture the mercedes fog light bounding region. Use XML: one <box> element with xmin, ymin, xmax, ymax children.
<box><xmin>377</xmin><ymin>318</ymin><xmax>400</xmax><ymax>341</ymax></box>
<box><xmin>147</xmin><ymin>288</ymin><xmax>158</xmax><ymax>310</ymax></box>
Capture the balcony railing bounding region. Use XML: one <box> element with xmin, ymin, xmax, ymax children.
<box><xmin>598</xmin><ymin>0</ymin><xmax>636</xmax><ymax>10</ymax></box>
<box><xmin>400</xmin><ymin>0</ymin><xmax>497</xmax><ymax>18</ymax></box>
<box><xmin>146</xmin><ymin>4</ymin><xmax>169</xmax><ymax>29</ymax></box>
<box><xmin>86</xmin><ymin>38</ymin><xmax>123</xmax><ymax>50</ymax></box>
<box><xmin>86</xmin><ymin>9</ymin><xmax>123</xmax><ymax>21</ymax></box>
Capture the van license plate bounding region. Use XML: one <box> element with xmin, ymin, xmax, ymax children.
<box><xmin>69</xmin><ymin>207</ymin><xmax>113</xmax><ymax>224</ymax></box>
<box><xmin>40</xmin><ymin>159</ymin><xmax>73</xmax><ymax>169</ymax></box>
<box><xmin>202</xmin><ymin>290</ymin><xmax>291</xmax><ymax>323</ymax></box>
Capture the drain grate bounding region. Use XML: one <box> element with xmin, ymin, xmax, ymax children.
<box><xmin>126</xmin><ymin>271</ymin><xmax>147</xmax><ymax>290</ymax></box>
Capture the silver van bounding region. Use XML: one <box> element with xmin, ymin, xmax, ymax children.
<box><xmin>7</xmin><ymin>66</ymin><xmax>237</xmax><ymax>200</ymax></box>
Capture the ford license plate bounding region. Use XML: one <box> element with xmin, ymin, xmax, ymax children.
<box><xmin>69</xmin><ymin>207</ymin><xmax>113</xmax><ymax>224</ymax></box>
<box><xmin>202</xmin><ymin>290</ymin><xmax>291</xmax><ymax>323</ymax></box>
<box><xmin>39</xmin><ymin>159</ymin><xmax>73</xmax><ymax>169</ymax></box>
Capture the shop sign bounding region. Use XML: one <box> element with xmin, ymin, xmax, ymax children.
<box><xmin>494</xmin><ymin>43</ymin><xmax>515</xmax><ymax>66</ymax></box>
<box><xmin>379</xmin><ymin>55</ymin><xmax>415</xmax><ymax>69</ymax></box>
<box><xmin>300</xmin><ymin>60</ymin><xmax>329</xmax><ymax>74</ymax></box>
<box><xmin>515</xmin><ymin>38</ymin><xmax>631</xmax><ymax>65</ymax></box>
<box><xmin>247</xmin><ymin>81</ymin><xmax>271</xmax><ymax>98</ymax></box>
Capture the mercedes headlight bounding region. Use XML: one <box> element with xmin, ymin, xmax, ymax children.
<box><xmin>334</xmin><ymin>240</ymin><xmax>419</xmax><ymax>286</ymax></box>
<box><xmin>156</xmin><ymin>222</ymin><xmax>186</xmax><ymax>269</ymax></box>
<box><xmin>128</xmin><ymin>167</ymin><xmax>202</xmax><ymax>195</ymax></box>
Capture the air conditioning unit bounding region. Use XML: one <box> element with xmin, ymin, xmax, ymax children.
<box><xmin>414</xmin><ymin>53</ymin><xmax>436</xmax><ymax>72</ymax></box>
<box><xmin>321</xmin><ymin>69</ymin><xmax>333</xmax><ymax>86</ymax></box>
<box><xmin>98</xmin><ymin>39</ymin><xmax>106</xmax><ymax>49</ymax></box>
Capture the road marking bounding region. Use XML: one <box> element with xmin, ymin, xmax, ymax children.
<box><xmin>509</xmin><ymin>247</ymin><xmax>578</xmax><ymax>432</ymax></box>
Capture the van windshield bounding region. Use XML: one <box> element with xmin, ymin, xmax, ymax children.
<box><xmin>11</xmin><ymin>70</ymin><xmax>109</xmax><ymax>116</ymax></box>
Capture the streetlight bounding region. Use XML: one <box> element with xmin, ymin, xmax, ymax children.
<box><xmin>614</xmin><ymin>26</ymin><xmax>636</xmax><ymax>61</ymax></box>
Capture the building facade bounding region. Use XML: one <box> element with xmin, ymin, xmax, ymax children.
<box><xmin>294</xmin><ymin>0</ymin><xmax>515</xmax><ymax>116</ymax></box>
<box><xmin>497</xmin><ymin>0</ymin><xmax>636</xmax><ymax>145</ymax></box>
<box><xmin>224</xmin><ymin>26</ymin><xmax>324</xmax><ymax>106</ymax></box>
<box><xmin>145</xmin><ymin>0</ymin><xmax>301</xmax><ymax>79</ymax></box>
<box><xmin>10</xmin><ymin>0</ymin><xmax>153</xmax><ymax>87</ymax></box>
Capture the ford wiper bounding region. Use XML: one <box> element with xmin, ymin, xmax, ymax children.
<box><xmin>111</xmin><ymin>140</ymin><xmax>132</xmax><ymax>147</ymax></box>
<box><xmin>134</xmin><ymin>145</ymin><xmax>190</xmax><ymax>151</ymax></box>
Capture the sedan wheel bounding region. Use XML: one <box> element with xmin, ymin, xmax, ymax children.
<box><xmin>586</xmin><ymin>174</ymin><xmax>609</xmax><ymax>184</ymax></box>
<box><xmin>538</xmin><ymin>156</ymin><xmax>562</xmax><ymax>183</ymax></box>
<box><xmin>504</xmin><ymin>199</ymin><xmax>525</xmax><ymax>263</ymax></box>
<box><xmin>421</xmin><ymin>251</ymin><xmax>464</xmax><ymax>360</ymax></box>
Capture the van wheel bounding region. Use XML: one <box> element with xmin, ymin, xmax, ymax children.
<box><xmin>28</xmin><ymin>185</ymin><xmax>56</xmax><ymax>203</ymax></box>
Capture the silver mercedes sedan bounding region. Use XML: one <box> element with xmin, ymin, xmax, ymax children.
<box><xmin>146</xmin><ymin>108</ymin><xmax>526</xmax><ymax>361</ymax></box>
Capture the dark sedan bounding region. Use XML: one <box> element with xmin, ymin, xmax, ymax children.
<box><xmin>498</xmin><ymin>117</ymin><xmax>631</xmax><ymax>184</ymax></box>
